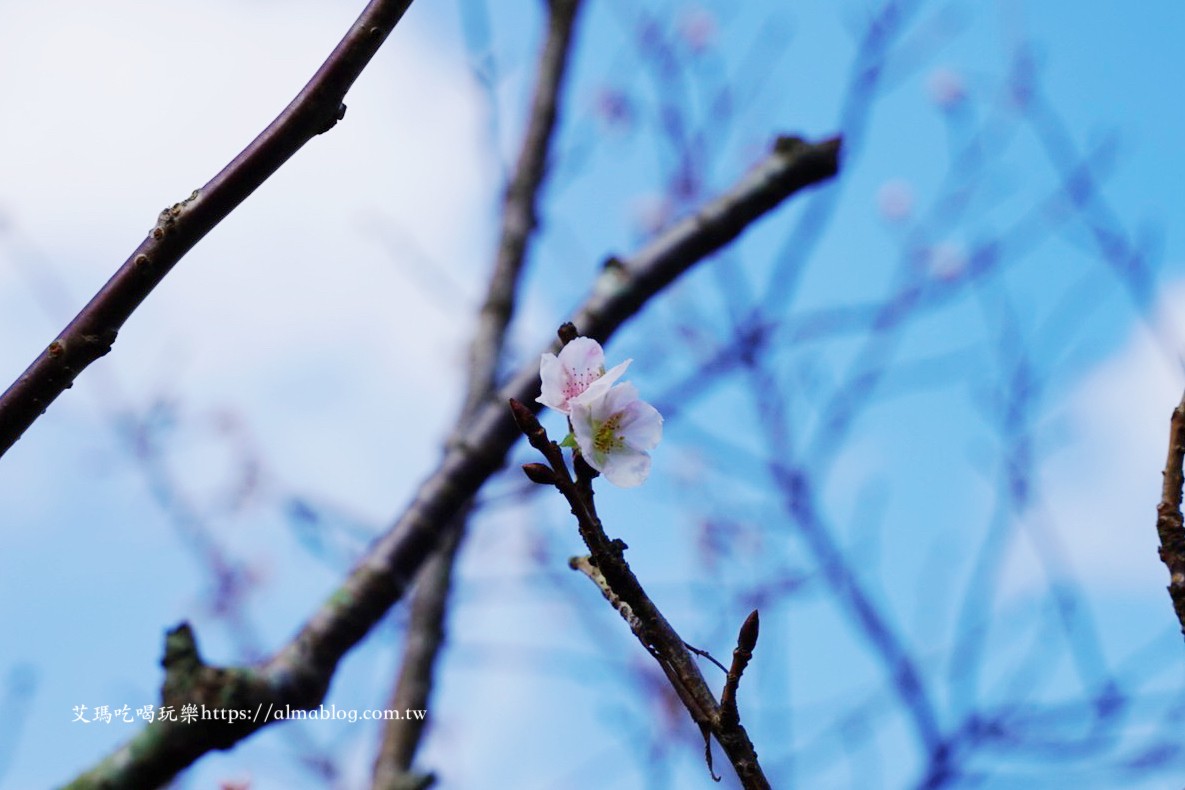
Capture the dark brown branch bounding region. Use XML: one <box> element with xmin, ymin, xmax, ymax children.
<box><xmin>372</xmin><ymin>1</ymin><xmax>586</xmax><ymax>784</ymax></box>
<box><xmin>0</xmin><ymin>0</ymin><xmax>416</xmax><ymax>460</ymax></box>
<box><xmin>510</xmin><ymin>399</ymin><xmax>769</xmax><ymax>789</ymax></box>
<box><xmin>1157</xmin><ymin>389</ymin><xmax>1185</xmax><ymax>637</ymax></box>
<box><xmin>64</xmin><ymin>135</ymin><xmax>839</xmax><ymax>788</ymax></box>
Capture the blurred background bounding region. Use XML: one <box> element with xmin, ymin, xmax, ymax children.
<box><xmin>1</xmin><ymin>0</ymin><xmax>1184</xmax><ymax>787</ymax></box>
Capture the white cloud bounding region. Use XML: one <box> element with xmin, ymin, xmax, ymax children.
<box><xmin>0</xmin><ymin>0</ymin><xmax>495</xmax><ymax>508</ymax></box>
<box><xmin>1028</xmin><ymin>283</ymin><xmax>1185</xmax><ymax>591</ymax></box>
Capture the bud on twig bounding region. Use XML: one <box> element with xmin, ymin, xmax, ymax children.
<box><xmin>508</xmin><ymin>398</ymin><xmax>543</xmax><ymax>438</ymax></box>
<box><xmin>720</xmin><ymin>609</ymin><xmax>760</xmax><ymax>728</ymax></box>
<box><xmin>557</xmin><ymin>322</ymin><xmax>579</xmax><ymax>346</ymax></box>
<box><xmin>738</xmin><ymin>609</ymin><xmax>760</xmax><ymax>653</ymax></box>
<box><xmin>521</xmin><ymin>462</ymin><xmax>558</xmax><ymax>486</ymax></box>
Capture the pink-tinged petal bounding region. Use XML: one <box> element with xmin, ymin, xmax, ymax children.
<box><xmin>537</xmin><ymin>351</ymin><xmax>569</xmax><ymax>411</ymax></box>
<box><xmin>557</xmin><ymin>336</ymin><xmax>604</xmax><ymax>370</ymax></box>
<box><xmin>537</xmin><ymin>337</ymin><xmax>632</xmax><ymax>414</ymax></box>
<box><xmin>556</xmin><ymin>337</ymin><xmax>606</xmax><ymax>403</ymax></box>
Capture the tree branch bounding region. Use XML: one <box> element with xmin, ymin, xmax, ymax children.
<box><xmin>509</xmin><ymin>399</ymin><xmax>768</xmax><ymax>788</ymax></box>
<box><xmin>0</xmin><ymin>0</ymin><xmax>416</xmax><ymax>459</ymax></box>
<box><xmin>63</xmin><ymin>134</ymin><xmax>840</xmax><ymax>789</ymax></box>
<box><xmin>1157</xmin><ymin>389</ymin><xmax>1185</xmax><ymax>638</ymax></box>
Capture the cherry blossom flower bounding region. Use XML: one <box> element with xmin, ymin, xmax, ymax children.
<box><xmin>570</xmin><ymin>380</ymin><xmax>663</xmax><ymax>488</ymax></box>
<box><xmin>537</xmin><ymin>337</ymin><xmax>630</xmax><ymax>414</ymax></box>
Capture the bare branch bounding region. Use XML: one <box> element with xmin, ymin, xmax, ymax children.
<box><xmin>0</xmin><ymin>0</ymin><xmax>417</xmax><ymax>459</ymax></box>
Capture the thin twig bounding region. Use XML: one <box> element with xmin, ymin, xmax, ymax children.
<box><xmin>509</xmin><ymin>399</ymin><xmax>770</xmax><ymax>789</ymax></box>
<box><xmin>0</xmin><ymin>0</ymin><xmax>416</xmax><ymax>459</ymax></box>
<box><xmin>63</xmin><ymin>135</ymin><xmax>839</xmax><ymax>789</ymax></box>
<box><xmin>719</xmin><ymin>610</ymin><xmax>759</xmax><ymax>729</ymax></box>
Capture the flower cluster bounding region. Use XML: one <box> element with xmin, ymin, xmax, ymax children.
<box><xmin>537</xmin><ymin>337</ymin><xmax>663</xmax><ymax>488</ymax></box>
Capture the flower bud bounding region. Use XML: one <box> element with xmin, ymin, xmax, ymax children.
<box><xmin>508</xmin><ymin>398</ymin><xmax>542</xmax><ymax>436</ymax></box>
<box><xmin>521</xmin><ymin>463</ymin><xmax>558</xmax><ymax>486</ymax></box>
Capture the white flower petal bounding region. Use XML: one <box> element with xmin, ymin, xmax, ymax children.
<box><xmin>618</xmin><ymin>399</ymin><xmax>663</xmax><ymax>450</ymax></box>
<box><xmin>600</xmin><ymin>358</ymin><xmax>631</xmax><ymax>390</ymax></box>
<box><xmin>557</xmin><ymin>336</ymin><xmax>604</xmax><ymax>376</ymax></box>
<box><xmin>601</xmin><ymin>445</ymin><xmax>651</xmax><ymax>488</ymax></box>
<box><xmin>570</xmin><ymin>397</ymin><xmax>599</xmax><ymax>453</ymax></box>
<box><xmin>569</xmin><ymin>382</ymin><xmax>662</xmax><ymax>488</ymax></box>
<box><xmin>537</xmin><ymin>351</ymin><xmax>568</xmax><ymax>411</ymax></box>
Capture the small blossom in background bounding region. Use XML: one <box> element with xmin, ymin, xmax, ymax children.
<box><xmin>677</xmin><ymin>5</ymin><xmax>718</xmax><ymax>54</ymax></box>
<box><xmin>876</xmin><ymin>179</ymin><xmax>914</xmax><ymax>223</ymax></box>
<box><xmin>592</xmin><ymin>86</ymin><xmax>634</xmax><ymax>133</ymax></box>
<box><xmin>538</xmin><ymin>336</ymin><xmax>630</xmax><ymax>414</ymax></box>
<box><xmin>629</xmin><ymin>193</ymin><xmax>675</xmax><ymax>237</ymax></box>
<box><xmin>924</xmin><ymin>241</ymin><xmax>968</xmax><ymax>281</ymax></box>
<box><xmin>927</xmin><ymin>67</ymin><xmax>967</xmax><ymax>111</ymax></box>
<box><xmin>571</xmin><ymin>381</ymin><xmax>663</xmax><ymax>488</ymax></box>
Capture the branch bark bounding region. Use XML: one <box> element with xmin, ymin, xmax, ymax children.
<box><xmin>63</xmin><ymin>134</ymin><xmax>840</xmax><ymax>789</ymax></box>
<box><xmin>1157</xmin><ymin>389</ymin><xmax>1185</xmax><ymax>637</ymax></box>
<box><xmin>0</xmin><ymin>0</ymin><xmax>416</xmax><ymax>460</ymax></box>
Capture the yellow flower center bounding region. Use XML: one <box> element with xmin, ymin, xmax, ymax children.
<box><xmin>593</xmin><ymin>413</ymin><xmax>625</xmax><ymax>455</ymax></box>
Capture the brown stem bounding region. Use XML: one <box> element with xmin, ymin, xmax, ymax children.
<box><xmin>0</xmin><ymin>0</ymin><xmax>416</xmax><ymax>460</ymax></box>
<box><xmin>720</xmin><ymin>610</ymin><xmax>759</xmax><ymax>728</ymax></box>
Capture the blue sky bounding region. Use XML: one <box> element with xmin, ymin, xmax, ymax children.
<box><xmin>2</xmin><ymin>1</ymin><xmax>1185</xmax><ymax>788</ymax></box>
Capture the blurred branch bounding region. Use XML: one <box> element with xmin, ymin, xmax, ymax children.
<box><xmin>372</xmin><ymin>2</ymin><xmax>586</xmax><ymax>785</ymax></box>
<box><xmin>465</xmin><ymin>0</ymin><xmax>586</xmax><ymax>420</ymax></box>
<box><xmin>1156</xmin><ymin>389</ymin><xmax>1185</xmax><ymax>638</ymax></box>
<box><xmin>64</xmin><ymin>135</ymin><xmax>840</xmax><ymax>788</ymax></box>
<box><xmin>0</xmin><ymin>0</ymin><xmax>417</xmax><ymax>459</ymax></box>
